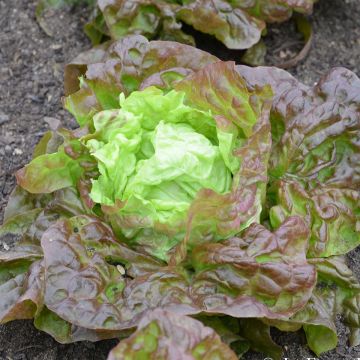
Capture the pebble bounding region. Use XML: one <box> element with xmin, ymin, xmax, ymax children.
<box><xmin>51</xmin><ymin>44</ymin><xmax>62</xmax><ymax>51</ymax></box>
<box><xmin>0</xmin><ymin>113</ymin><xmax>10</xmax><ymax>125</ymax></box>
<box><xmin>5</xmin><ymin>145</ymin><xmax>12</xmax><ymax>153</ymax></box>
<box><xmin>3</xmin><ymin>243</ymin><xmax>10</xmax><ymax>251</ymax></box>
<box><xmin>13</xmin><ymin>148</ymin><xmax>23</xmax><ymax>155</ymax></box>
<box><xmin>44</xmin><ymin>116</ymin><xmax>61</xmax><ymax>130</ymax></box>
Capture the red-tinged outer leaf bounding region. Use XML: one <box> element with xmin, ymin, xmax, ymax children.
<box><xmin>267</xmin><ymin>256</ymin><xmax>360</xmax><ymax>356</ymax></box>
<box><xmin>107</xmin><ymin>309</ymin><xmax>238</xmax><ymax>360</ymax></box>
<box><xmin>270</xmin><ymin>181</ymin><xmax>360</xmax><ymax>257</ymax></box>
<box><xmin>2</xmin><ymin>186</ymin><xmax>51</xmax><ymax>223</ymax></box>
<box><xmin>236</xmin><ymin>66</ymin><xmax>360</xmax><ymax>189</ymax></box>
<box><xmin>176</xmin><ymin>0</ymin><xmax>265</xmax><ymax>50</ymax></box>
<box><xmin>237</xmin><ymin>65</ymin><xmax>360</xmax><ymax>258</ymax></box>
<box><xmin>33</xmin><ymin>130</ymin><xmax>64</xmax><ymax>158</ymax></box>
<box><xmin>0</xmin><ymin>186</ymin><xmax>52</xmax><ymax>238</ymax></box>
<box><xmin>175</xmin><ymin>61</ymin><xmax>272</xmax><ymax>138</ymax></box>
<box><xmin>91</xmin><ymin>0</ymin><xmax>315</xmax><ymax>51</ymax></box>
<box><xmin>0</xmin><ymin>258</ymin><xmax>44</xmax><ymax>323</ymax></box>
<box><xmin>64</xmin><ymin>35</ymin><xmax>218</xmax><ymax>125</ymax></box>
<box><xmin>40</xmin><ymin>215</ymin><xmax>318</xmax><ymax>332</ymax></box>
<box><xmin>191</xmin><ymin>216</ymin><xmax>316</xmax><ymax>317</ymax></box>
<box><xmin>16</xmin><ymin>152</ymin><xmax>83</xmax><ymax>194</ymax></box>
<box><xmin>41</xmin><ymin>216</ymin><xmax>197</xmax><ymax>331</ymax></box>
<box><xmin>167</xmin><ymin>61</ymin><xmax>273</xmax><ymax>263</ymax></box>
<box><xmin>34</xmin><ymin>306</ymin><xmax>127</xmax><ymax>344</ymax></box>
<box><xmin>0</xmin><ymin>209</ymin><xmax>43</xmax><ymax>236</ymax></box>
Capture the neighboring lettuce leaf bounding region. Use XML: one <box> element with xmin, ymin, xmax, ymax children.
<box><xmin>88</xmin><ymin>0</ymin><xmax>315</xmax><ymax>51</ymax></box>
<box><xmin>107</xmin><ymin>309</ymin><xmax>238</xmax><ymax>360</ymax></box>
<box><xmin>36</xmin><ymin>0</ymin><xmax>96</xmax><ymax>37</ymax></box>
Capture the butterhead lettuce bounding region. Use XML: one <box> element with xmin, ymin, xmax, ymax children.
<box><xmin>84</xmin><ymin>87</ymin><xmax>234</xmax><ymax>259</ymax></box>
<box><xmin>1</xmin><ymin>37</ymin><xmax>359</xmax><ymax>359</ymax></box>
<box><xmin>13</xmin><ymin>47</ymin><xmax>272</xmax><ymax>262</ymax></box>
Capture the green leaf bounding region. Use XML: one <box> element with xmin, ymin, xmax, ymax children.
<box><xmin>16</xmin><ymin>151</ymin><xmax>83</xmax><ymax>194</ymax></box>
<box><xmin>237</xmin><ymin>65</ymin><xmax>360</xmax><ymax>258</ymax></box>
<box><xmin>34</xmin><ymin>306</ymin><xmax>125</xmax><ymax>343</ymax></box>
<box><xmin>107</xmin><ymin>309</ymin><xmax>238</xmax><ymax>360</ymax></box>
<box><xmin>63</xmin><ymin>35</ymin><xmax>218</xmax><ymax>126</ymax></box>
<box><xmin>0</xmin><ymin>257</ymin><xmax>44</xmax><ymax>323</ymax></box>
<box><xmin>90</xmin><ymin>0</ymin><xmax>315</xmax><ymax>52</ymax></box>
<box><xmin>239</xmin><ymin>319</ymin><xmax>282</xmax><ymax>360</ymax></box>
<box><xmin>267</xmin><ymin>256</ymin><xmax>360</xmax><ymax>356</ymax></box>
<box><xmin>191</xmin><ymin>216</ymin><xmax>316</xmax><ymax>318</ymax></box>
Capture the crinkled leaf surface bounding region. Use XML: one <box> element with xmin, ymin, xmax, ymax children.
<box><xmin>38</xmin><ymin>215</ymin><xmax>316</xmax><ymax>332</ymax></box>
<box><xmin>41</xmin><ymin>215</ymin><xmax>196</xmax><ymax>331</ymax></box>
<box><xmin>64</xmin><ymin>35</ymin><xmax>218</xmax><ymax>125</ymax></box>
<box><xmin>0</xmin><ymin>246</ymin><xmax>125</xmax><ymax>343</ymax></box>
<box><xmin>191</xmin><ymin>216</ymin><xmax>316</xmax><ymax>318</ymax></box>
<box><xmin>0</xmin><ymin>253</ymin><xmax>43</xmax><ymax>323</ymax></box>
<box><xmin>22</xmin><ymin>57</ymin><xmax>273</xmax><ymax>262</ymax></box>
<box><xmin>88</xmin><ymin>0</ymin><xmax>315</xmax><ymax>51</ymax></box>
<box><xmin>266</xmin><ymin>256</ymin><xmax>360</xmax><ymax>355</ymax></box>
<box><xmin>237</xmin><ymin>65</ymin><xmax>360</xmax><ymax>258</ymax></box>
<box><xmin>107</xmin><ymin>309</ymin><xmax>238</xmax><ymax>360</ymax></box>
<box><xmin>1</xmin><ymin>39</ymin><xmax>359</xmax><ymax>359</ymax></box>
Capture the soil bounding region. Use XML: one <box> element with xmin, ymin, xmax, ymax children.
<box><xmin>0</xmin><ymin>0</ymin><xmax>359</xmax><ymax>359</ymax></box>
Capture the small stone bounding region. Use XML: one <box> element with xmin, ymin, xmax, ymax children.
<box><xmin>5</xmin><ymin>145</ymin><xmax>12</xmax><ymax>153</ymax></box>
<box><xmin>13</xmin><ymin>148</ymin><xmax>23</xmax><ymax>155</ymax></box>
<box><xmin>3</xmin><ymin>243</ymin><xmax>10</xmax><ymax>251</ymax></box>
<box><xmin>51</xmin><ymin>44</ymin><xmax>62</xmax><ymax>50</ymax></box>
<box><xmin>44</xmin><ymin>116</ymin><xmax>61</xmax><ymax>130</ymax></box>
<box><xmin>0</xmin><ymin>113</ymin><xmax>10</xmax><ymax>125</ymax></box>
<box><xmin>279</xmin><ymin>50</ymin><xmax>287</xmax><ymax>59</ymax></box>
<box><xmin>117</xmin><ymin>265</ymin><xmax>126</xmax><ymax>275</ymax></box>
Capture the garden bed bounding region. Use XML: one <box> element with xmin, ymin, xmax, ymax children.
<box><xmin>0</xmin><ymin>0</ymin><xmax>359</xmax><ymax>359</ymax></box>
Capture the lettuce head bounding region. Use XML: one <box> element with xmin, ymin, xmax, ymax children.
<box><xmin>1</xmin><ymin>37</ymin><xmax>359</xmax><ymax>359</ymax></box>
<box><xmin>12</xmin><ymin>38</ymin><xmax>273</xmax><ymax>261</ymax></box>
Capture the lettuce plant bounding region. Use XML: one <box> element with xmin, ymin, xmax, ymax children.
<box><xmin>36</xmin><ymin>0</ymin><xmax>315</xmax><ymax>65</ymax></box>
<box><xmin>85</xmin><ymin>0</ymin><xmax>316</xmax><ymax>49</ymax></box>
<box><xmin>1</xmin><ymin>36</ymin><xmax>359</xmax><ymax>359</ymax></box>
